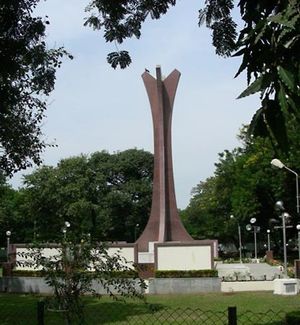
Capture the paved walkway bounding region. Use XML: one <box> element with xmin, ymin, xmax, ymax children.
<box><xmin>216</xmin><ymin>262</ymin><xmax>283</xmax><ymax>280</ymax></box>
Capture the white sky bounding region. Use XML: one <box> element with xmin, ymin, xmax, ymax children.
<box><xmin>10</xmin><ymin>0</ymin><xmax>259</xmax><ymax>209</ymax></box>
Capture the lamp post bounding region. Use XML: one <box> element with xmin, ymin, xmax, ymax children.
<box><xmin>230</xmin><ymin>215</ymin><xmax>242</xmax><ymax>263</ymax></box>
<box><xmin>271</xmin><ymin>159</ymin><xmax>299</xmax><ymax>214</ymax></box>
<box><xmin>296</xmin><ymin>224</ymin><xmax>300</xmax><ymax>260</ymax></box>
<box><xmin>274</xmin><ymin>200</ymin><xmax>292</xmax><ymax>278</ymax></box>
<box><xmin>267</xmin><ymin>229</ymin><xmax>271</xmax><ymax>251</ymax></box>
<box><xmin>6</xmin><ymin>230</ymin><xmax>11</xmax><ymax>262</ymax></box>
<box><xmin>134</xmin><ymin>224</ymin><xmax>139</xmax><ymax>242</ymax></box>
<box><xmin>62</xmin><ymin>221</ymin><xmax>71</xmax><ymax>240</ymax></box>
<box><xmin>246</xmin><ymin>218</ymin><xmax>260</xmax><ymax>260</ymax></box>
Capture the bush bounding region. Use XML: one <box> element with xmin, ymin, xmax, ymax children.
<box><xmin>12</xmin><ymin>269</ymin><xmax>139</xmax><ymax>278</ymax></box>
<box><xmin>155</xmin><ymin>269</ymin><xmax>218</xmax><ymax>278</ymax></box>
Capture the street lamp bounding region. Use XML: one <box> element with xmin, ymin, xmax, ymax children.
<box><xmin>6</xmin><ymin>230</ymin><xmax>11</xmax><ymax>262</ymax></box>
<box><xmin>274</xmin><ymin>200</ymin><xmax>293</xmax><ymax>278</ymax></box>
<box><xmin>134</xmin><ymin>224</ymin><xmax>139</xmax><ymax>242</ymax></box>
<box><xmin>267</xmin><ymin>229</ymin><xmax>271</xmax><ymax>251</ymax></box>
<box><xmin>230</xmin><ymin>215</ymin><xmax>242</xmax><ymax>263</ymax></box>
<box><xmin>271</xmin><ymin>158</ymin><xmax>299</xmax><ymax>214</ymax></box>
<box><xmin>246</xmin><ymin>218</ymin><xmax>260</xmax><ymax>260</ymax></box>
<box><xmin>62</xmin><ymin>221</ymin><xmax>71</xmax><ymax>240</ymax></box>
<box><xmin>296</xmin><ymin>224</ymin><xmax>300</xmax><ymax>260</ymax></box>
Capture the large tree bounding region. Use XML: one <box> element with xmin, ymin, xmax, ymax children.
<box><xmin>20</xmin><ymin>149</ymin><xmax>153</xmax><ymax>243</ymax></box>
<box><xmin>182</xmin><ymin>124</ymin><xmax>300</xmax><ymax>253</ymax></box>
<box><xmin>0</xmin><ymin>174</ymin><xmax>23</xmax><ymax>246</ymax></box>
<box><xmin>0</xmin><ymin>0</ymin><xmax>71</xmax><ymax>176</ymax></box>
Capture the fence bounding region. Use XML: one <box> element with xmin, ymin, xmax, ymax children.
<box><xmin>1</xmin><ymin>300</ymin><xmax>287</xmax><ymax>325</ymax></box>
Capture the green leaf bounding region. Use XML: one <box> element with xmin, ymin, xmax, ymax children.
<box><xmin>107</xmin><ymin>51</ymin><xmax>132</xmax><ymax>69</ymax></box>
<box><xmin>278</xmin><ymin>85</ymin><xmax>289</xmax><ymax>115</ymax></box>
<box><xmin>237</xmin><ymin>74</ymin><xmax>266</xmax><ymax>99</ymax></box>
<box><xmin>284</xmin><ymin>35</ymin><xmax>300</xmax><ymax>48</ymax></box>
<box><xmin>277</xmin><ymin>66</ymin><xmax>296</xmax><ymax>92</ymax></box>
<box><xmin>264</xmin><ymin>100</ymin><xmax>289</xmax><ymax>152</ymax></box>
<box><xmin>268</xmin><ymin>13</ymin><xmax>297</xmax><ymax>29</ymax></box>
<box><xmin>248</xmin><ymin>100</ymin><xmax>289</xmax><ymax>153</ymax></box>
<box><xmin>247</xmin><ymin>107</ymin><xmax>269</xmax><ymax>138</ymax></box>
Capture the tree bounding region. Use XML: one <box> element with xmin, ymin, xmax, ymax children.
<box><xmin>181</xmin><ymin>126</ymin><xmax>293</xmax><ymax>251</ymax></box>
<box><xmin>0</xmin><ymin>174</ymin><xmax>23</xmax><ymax>246</ymax></box>
<box><xmin>0</xmin><ymin>0</ymin><xmax>72</xmax><ymax>176</ymax></box>
<box><xmin>21</xmin><ymin>149</ymin><xmax>153</xmax><ymax>242</ymax></box>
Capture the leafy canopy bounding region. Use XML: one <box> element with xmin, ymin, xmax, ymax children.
<box><xmin>84</xmin><ymin>0</ymin><xmax>176</xmax><ymax>69</ymax></box>
<box><xmin>0</xmin><ymin>0</ymin><xmax>72</xmax><ymax>175</ymax></box>
<box><xmin>18</xmin><ymin>149</ymin><xmax>153</xmax><ymax>243</ymax></box>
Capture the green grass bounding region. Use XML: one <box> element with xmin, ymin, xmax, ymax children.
<box><xmin>1</xmin><ymin>292</ymin><xmax>300</xmax><ymax>324</ymax></box>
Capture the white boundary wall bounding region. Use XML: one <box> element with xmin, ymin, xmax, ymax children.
<box><xmin>16</xmin><ymin>247</ymin><xmax>60</xmax><ymax>271</ymax></box>
<box><xmin>14</xmin><ymin>244</ymin><xmax>136</xmax><ymax>271</ymax></box>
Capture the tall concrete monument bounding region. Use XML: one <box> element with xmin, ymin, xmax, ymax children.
<box><xmin>136</xmin><ymin>66</ymin><xmax>193</xmax><ymax>252</ymax></box>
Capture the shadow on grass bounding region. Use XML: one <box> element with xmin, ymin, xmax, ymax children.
<box><xmin>0</xmin><ymin>294</ymin><xmax>292</xmax><ymax>325</ymax></box>
<box><xmin>0</xmin><ymin>294</ymin><xmax>38</xmax><ymax>325</ymax></box>
<box><xmin>84</xmin><ymin>301</ymin><xmax>165</xmax><ymax>324</ymax></box>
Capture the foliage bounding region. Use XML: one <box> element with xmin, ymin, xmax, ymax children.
<box><xmin>155</xmin><ymin>269</ymin><xmax>218</xmax><ymax>278</ymax></box>
<box><xmin>0</xmin><ymin>174</ymin><xmax>24</xmax><ymax>245</ymax></box>
<box><xmin>235</xmin><ymin>0</ymin><xmax>300</xmax><ymax>153</ymax></box>
<box><xmin>0</xmin><ymin>0</ymin><xmax>72</xmax><ymax>176</ymax></box>
<box><xmin>201</xmin><ymin>0</ymin><xmax>300</xmax><ymax>152</ymax></box>
<box><xmin>198</xmin><ymin>0</ymin><xmax>237</xmax><ymax>56</ymax></box>
<box><xmin>84</xmin><ymin>0</ymin><xmax>176</xmax><ymax>68</ymax></box>
<box><xmin>18</xmin><ymin>149</ymin><xmax>153</xmax><ymax>243</ymax></box>
<box><xmin>18</xmin><ymin>234</ymin><xmax>146</xmax><ymax>324</ymax></box>
<box><xmin>182</xmin><ymin>125</ymin><xmax>300</xmax><ymax>250</ymax></box>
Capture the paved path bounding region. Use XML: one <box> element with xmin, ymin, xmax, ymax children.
<box><xmin>216</xmin><ymin>262</ymin><xmax>283</xmax><ymax>280</ymax></box>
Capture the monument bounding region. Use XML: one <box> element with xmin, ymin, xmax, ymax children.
<box><xmin>136</xmin><ymin>66</ymin><xmax>193</xmax><ymax>252</ymax></box>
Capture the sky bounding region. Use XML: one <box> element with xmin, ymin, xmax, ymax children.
<box><xmin>10</xmin><ymin>0</ymin><xmax>260</xmax><ymax>209</ymax></box>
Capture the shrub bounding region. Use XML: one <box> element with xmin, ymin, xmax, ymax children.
<box><xmin>12</xmin><ymin>270</ymin><xmax>44</xmax><ymax>277</ymax></box>
<box><xmin>155</xmin><ymin>269</ymin><xmax>218</xmax><ymax>278</ymax></box>
<box><xmin>17</xmin><ymin>235</ymin><xmax>146</xmax><ymax>324</ymax></box>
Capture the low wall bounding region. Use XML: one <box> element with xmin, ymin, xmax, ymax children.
<box><xmin>147</xmin><ymin>278</ymin><xmax>221</xmax><ymax>294</ymax></box>
<box><xmin>0</xmin><ymin>277</ymin><xmax>220</xmax><ymax>294</ymax></box>
<box><xmin>221</xmin><ymin>281</ymin><xmax>274</xmax><ymax>292</ymax></box>
<box><xmin>2</xmin><ymin>277</ymin><xmax>285</xmax><ymax>294</ymax></box>
<box><xmin>0</xmin><ymin>277</ymin><xmax>143</xmax><ymax>295</ymax></box>
<box><xmin>0</xmin><ymin>277</ymin><xmax>53</xmax><ymax>294</ymax></box>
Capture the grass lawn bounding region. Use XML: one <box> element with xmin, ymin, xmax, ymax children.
<box><xmin>1</xmin><ymin>292</ymin><xmax>300</xmax><ymax>324</ymax></box>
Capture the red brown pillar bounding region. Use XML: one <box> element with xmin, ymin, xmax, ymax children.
<box><xmin>136</xmin><ymin>66</ymin><xmax>193</xmax><ymax>252</ymax></box>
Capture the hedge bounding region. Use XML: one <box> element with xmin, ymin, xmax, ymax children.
<box><xmin>12</xmin><ymin>269</ymin><xmax>138</xmax><ymax>278</ymax></box>
<box><xmin>155</xmin><ymin>269</ymin><xmax>218</xmax><ymax>278</ymax></box>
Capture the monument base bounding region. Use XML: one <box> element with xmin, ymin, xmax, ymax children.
<box><xmin>273</xmin><ymin>278</ymin><xmax>298</xmax><ymax>295</ymax></box>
